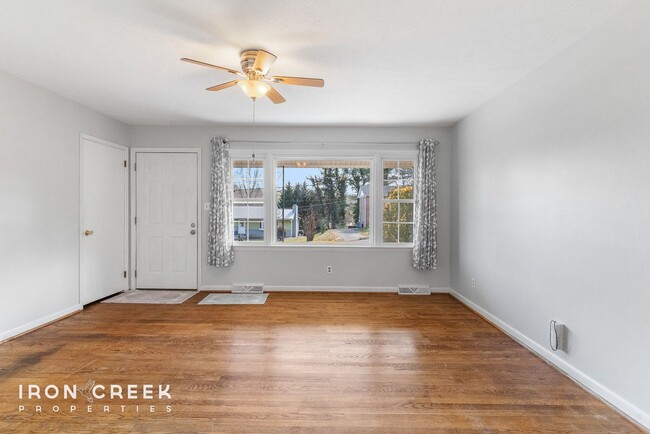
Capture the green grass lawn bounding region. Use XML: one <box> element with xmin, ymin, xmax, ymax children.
<box><xmin>281</xmin><ymin>228</ymin><xmax>370</xmax><ymax>243</ymax></box>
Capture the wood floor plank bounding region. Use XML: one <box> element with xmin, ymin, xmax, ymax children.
<box><xmin>0</xmin><ymin>293</ymin><xmax>641</xmax><ymax>432</ymax></box>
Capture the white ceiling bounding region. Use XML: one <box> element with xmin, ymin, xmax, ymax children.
<box><xmin>0</xmin><ymin>0</ymin><xmax>633</xmax><ymax>126</ymax></box>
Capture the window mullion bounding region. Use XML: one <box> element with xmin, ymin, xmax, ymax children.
<box><xmin>262</xmin><ymin>153</ymin><xmax>270</xmax><ymax>245</ymax></box>
<box><xmin>374</xmin><ymin>154</ymin><xmax>382</xmax><ymax>245</ymax></box>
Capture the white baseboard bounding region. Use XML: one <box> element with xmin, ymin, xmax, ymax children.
<box><xmin>199</xmin><ymin>285</ymin><xmax>233</xmax><ymax>291</ymax></box>
<box><xmin>449</xmin><ymin>288</ymin><xmax>649</xmax><ymax>431</ymax></box>
<box><xmin>201</xmin><ymin>285</ymin><xmax>450</xmax><ymax>293</ymax></box>
<box><xmin>265</xmin><ymin>286</ymin><xmax>393</xmax><ymax>293</ymax></box>
<box><xmin>0</xmin><ymin>304</ymin><xmax>83</xmax><ymax>343</ymax></box>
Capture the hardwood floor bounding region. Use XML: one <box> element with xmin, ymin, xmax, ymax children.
<box><xmin>0</xmin><ymin>293</ymin><xmax>640</xmax><ymax>433</ymax></box>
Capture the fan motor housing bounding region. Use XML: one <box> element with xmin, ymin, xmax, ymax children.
<box><xmin>240</xmin><ymin>49</ymin><xmax>261</xmax><ymax>75</ymax></box>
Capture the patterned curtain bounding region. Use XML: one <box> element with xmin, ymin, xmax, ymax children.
<box><xmin>412</xmin><ymin>138</ymin><xmax>438</xmax><ymax>270</ymax></box>
<box><xmin>207</xmin><ymin>137</ymin><xmax>234</xmax><ymax>267</ymax></box>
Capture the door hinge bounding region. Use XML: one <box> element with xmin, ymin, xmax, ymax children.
<box><xmin>124</xmin><ymin>160</ymin><xmax>127</xmax><ymax>168</ymax></box>
<box><xmin>134</xmin><ymin>162</ymin><xmax>137</xmax><ymax>171</ymax></box>
<box><xmin>135</xmin><ymin>270</ymin><xmax>137</xmax><ymax>278</ymax></box>
<box><xmin>134</xmin><ymin>216</ymin><xmax>137</xmax><ymax>224</ymax></box>
<box><xmin>123</xmin><ymin>270</ymin><xmax>127</xmax><ymax>278</ymax></box>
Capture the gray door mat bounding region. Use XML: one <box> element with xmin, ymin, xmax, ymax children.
<box><xmin>198</xmin><ymin>293</ymin><xmax>268</xmax><ymax>305</ymax></box>
<box><xmin>102</xmin><ymin>290</ymin><xmax>195</xmax><ymax>304</ymax></box>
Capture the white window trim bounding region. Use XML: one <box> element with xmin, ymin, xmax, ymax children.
<box><xmin>272</xmin><ymin>155</ymin><xmax>375</xmax><ymax>247</ymax></box>
<box><xmin>229</xmin><ymin>148</ymin><xmax>417</xmax><ymax>249</ymax></box>
<box><xmin>380</xmin><ymin>157</ymin><xmax>417</xmax><ymax>245</ymax></box>
<box><xmin>232</xmin><ymin>155</ymin><xmax>266</xmax><ymax>244</ymax></box>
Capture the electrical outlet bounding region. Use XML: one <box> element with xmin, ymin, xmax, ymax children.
<box><xmin>471</xmin><ymin>278</ymin><xmax>476</xmax><ymax>289</ymax></box>
<box><xmin>203</xmin><ymin>202</ymin><xmax>210</xmax><ymax>211</ymax></box>
<box><xmin>326</xmin><ymin>265</ymin><xmax>333</xmax><ymax>274</ymax></box>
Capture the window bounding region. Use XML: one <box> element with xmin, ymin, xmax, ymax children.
<box><xmin>382</xmin><ymin>160</ymin><xmax>415</xmax><ymax>244</ymax></box>
<box><xmin>229</xmin><ymin>152</ymin><xmax>416</xmax><ymax>248</ymax></box>
<box><xmin>275</xmin><ymin>159</ymin><xmax>371</xmax><ymax>244</ymax></box>
<box><xmin>232</xmin><ymin>159</ymin><xmax>264</xmax><ymax>242</ymax></box>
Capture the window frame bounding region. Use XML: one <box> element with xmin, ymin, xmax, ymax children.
<box><xmin>380</xmin><ymin>158</ymin><xmax>417</xmax><ymax>244</ymax></box>
<box><xmin>229</xmin><ymin>149</ymin><xmax>417</xmax><ymax>249</ymax></box>
<box><xmin>272</xmin><ymin>156</ymin><xmax>375</xmax><ymax>247</ymax></box>
<box><xmin>231</xmin><ymin>156</ymin><xmax>266</xmax><ymax>244</ymax></box>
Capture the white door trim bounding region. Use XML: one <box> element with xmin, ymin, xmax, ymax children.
<box><xmin>129</xmin><ymin>148</ymin><xmax>202</xmax><ymax>290</ymax></box>
<box><xmin>79</xmin><ymin>133</ymin><xmax>129</xmax><ymax>304</ymax></box>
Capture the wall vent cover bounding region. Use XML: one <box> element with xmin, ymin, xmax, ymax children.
<box><xmin>232</xmin><ymin>284</ymin><xmax>264</xmax><ymax>294</ymax></box>
<box><xmin>398</xmin><ymin>285</ymin><xmax>431</xmax><ymax>295</ymax></box>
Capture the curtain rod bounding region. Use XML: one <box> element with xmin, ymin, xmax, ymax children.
<box><xmin>227</xmin><ymin>139</ymin><xmax>439</xmax><ymax>145</ymax></box>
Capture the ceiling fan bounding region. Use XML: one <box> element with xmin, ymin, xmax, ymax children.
<box><xmin>181</xmin><ymin>49</ymin><xmax>324</xmax><ymax>104</ymax></box>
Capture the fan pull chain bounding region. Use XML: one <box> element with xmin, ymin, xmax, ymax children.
<box><xmin>252</xmin><ymin>98</ymin><xmax>256</xmax><ymax>160</ymax></box>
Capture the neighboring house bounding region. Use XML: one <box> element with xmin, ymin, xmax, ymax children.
<box><xmin>357</xmin><ymin>184</ymin><xmax>395</xmax><ymax>228</ymax></box>
<box><xmin>233</xmin><ymin>204</ymin><xmax>299</xmax><ymax>241</ymax></box>
<box><xmin>276</xmin><ymin>204</ymin><xmax>299</xmax><ymax>239</ymax></box>
<box><xmin>233</xmin><ymin>205</ymin><xmax>265</xmax><ymax>241</ymax></box>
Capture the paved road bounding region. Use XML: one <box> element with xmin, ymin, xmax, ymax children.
<box><xmin>330</xmin><ymin>228</ymin><xmax>369</xmax><ymax>242</ymax></box>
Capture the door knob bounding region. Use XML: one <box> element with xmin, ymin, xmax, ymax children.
<box><xmin>84</xmin><ymin>230</ymin><xmax>94</xmax><ymax>236</ymax></box>
<box><xmin>190</xmin><ymin>230</ymin><xmax>196</xmax><ymax>235</ymax></box>
<box><xmin>190</xmin><ymin>223</ymin><xmax>196</xmax><ymax>228</ymax></box>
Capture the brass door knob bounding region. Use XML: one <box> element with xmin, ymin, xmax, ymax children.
<box><xmin>84</xmin><ymin>230</ymin><xmax>94</xmax><ymax>236</ymax></box>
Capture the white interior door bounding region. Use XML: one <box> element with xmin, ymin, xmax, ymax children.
<box><xmin>136</xmin><ymin>152</ymin><xmax>198</xmax><ymax>289</ymax></box>
<box><xmin>80</xmin><ymin>136</ymin><xmax>128</xmax><ymax>304</ymax></box>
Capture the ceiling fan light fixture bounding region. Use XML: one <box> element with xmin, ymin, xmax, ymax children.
<box><xmin>238</xmin><ymin>80</ymin><xmax>271</xmax><ymax>99</ymax></box>
<box><xmin>181</xmin><ymin>49</ymin><xmax>323</xmax><ymax>104</ymax></box>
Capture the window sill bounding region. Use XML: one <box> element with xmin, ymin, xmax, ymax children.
<box><xmin>233</xmin><ymin>243</ymin><xmax>413</xmax><ymax>252</ymax></box>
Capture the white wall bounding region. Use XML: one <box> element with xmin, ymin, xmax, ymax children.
<box><xmin>451</xmin><ymin>1</ymin><xmax>650</xmax><ymax>427</ymax></box>
<box><xmin>0</xmin><ymin>70</ymin><xmax>129</xmax><ymax>340</ymax></box>
<box><xmin>130</xmin><ymin>125</ymin><xmax>451</xmax><ymax>291</ymax></box>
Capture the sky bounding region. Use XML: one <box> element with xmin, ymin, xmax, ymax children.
<box><xmin>276</xmin><ymin>167</ymin><xmax>323</xmax><ymax>189</ymax></box>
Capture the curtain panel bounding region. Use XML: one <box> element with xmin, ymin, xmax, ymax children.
<box><xmin>207</xmin><ymin>137</ymin><xmax>234</xmax><ymax>267</ymax></box>
<box><xmin>412</xmin><ymin>138</ymin><xmax>438</xmax><ymax>270</ymax></box>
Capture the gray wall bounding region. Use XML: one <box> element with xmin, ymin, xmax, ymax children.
<box><xmin>129</xmin><ymin>125</ymin><xmax>451</xmax><ymax>290</ymax></box>
<box><xmin>451</xmin><ymin>1</ymin><xmax>650</xmax><ymax>425</ymax></box>
<box><xmin>0</xmin><ymin>70</ymin><xmax>130</xmax><ymax>339</ymax></box>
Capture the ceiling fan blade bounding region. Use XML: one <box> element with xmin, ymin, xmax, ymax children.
<box><xmin>266</xmin><ymin>85</ymin><xmax>286</xmax><ymax>104</ymax></box>
<box><xmin>206</xmin><ymin>80</ymin><xmax>239</xmax><ymax>92</ymax></box>
<box><xmin>181</xmin><ymin>58</ymin><xmax>243</xmax><ymax>76</ymax></box>
<box><xmin>252</xmin><ymin>50</ymin><xmax>277</xmax><ymax>74</ymax></box>
<box><xmin>271</xmin><ymin>76</ymin><xmax>324</xmax><ymax>87</ymax></box>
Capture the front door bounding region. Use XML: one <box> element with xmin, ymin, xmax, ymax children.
<box><xmin>135</xmin><ymin>152</ymin><xmax>198</xmax><ymax>289</ymax></box>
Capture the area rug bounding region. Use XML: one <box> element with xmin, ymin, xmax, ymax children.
<box><xmin>102</xmin><ymin>290</ymin><xmax>195</xmax><ymax>304</ymax></box>
<box><xmin>198</xmin><ymin>293</ymin><xmax>268</xmax><ymax>305</ymax></box>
